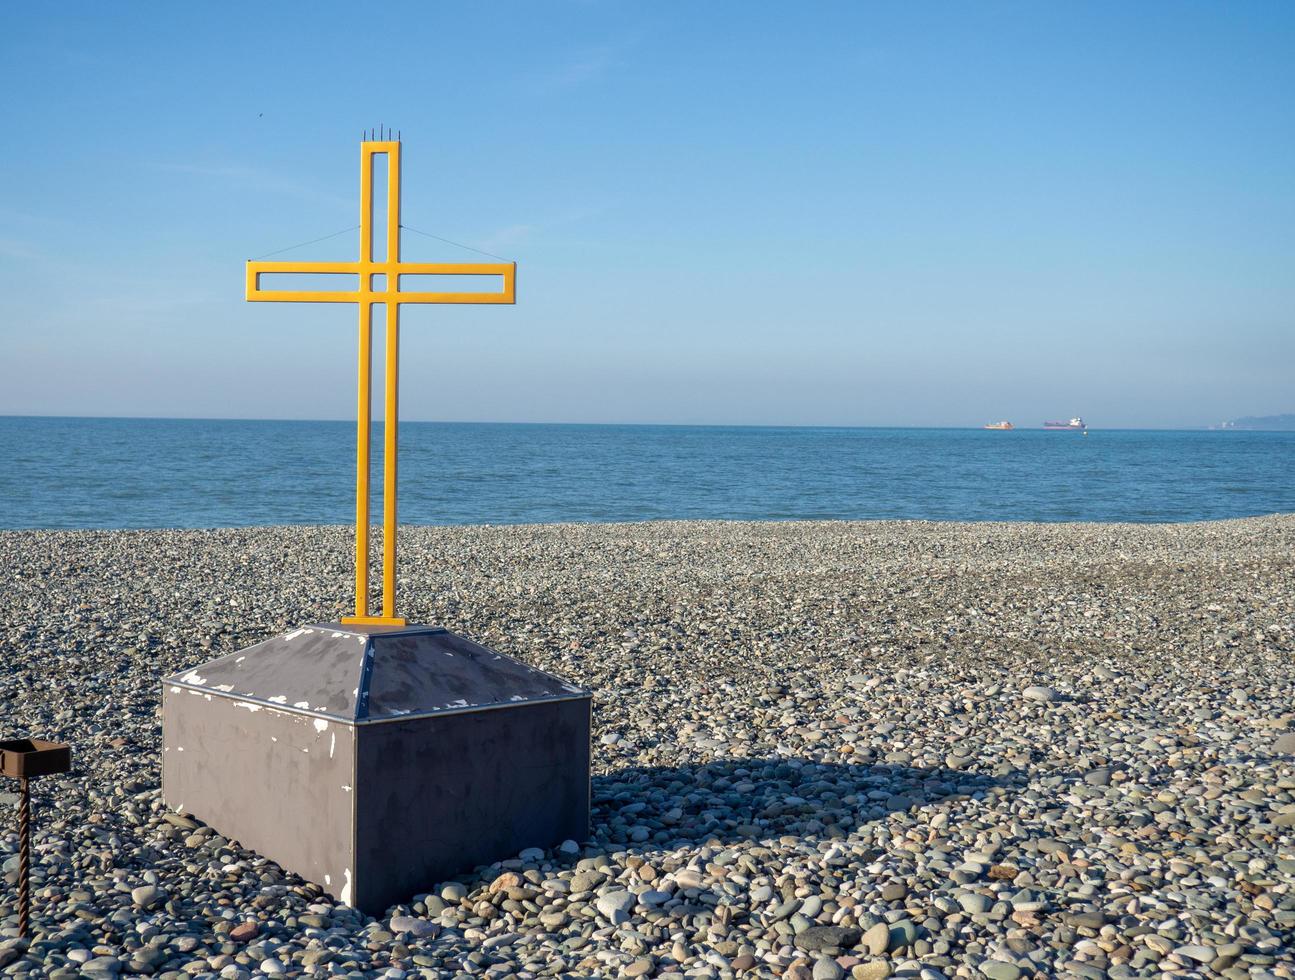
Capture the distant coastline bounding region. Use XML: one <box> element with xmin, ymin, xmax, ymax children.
<box><xmin>1210</xmin><ymin>413</ymin><xmax>1295</xmax><ymax>432</ymax></box>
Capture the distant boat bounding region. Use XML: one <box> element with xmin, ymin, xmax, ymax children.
<box><xmin>1043</xmin><ymin>417</ymin><xmax>1087</xmax><ymax>431</ymax></box>
<box><xmin>983</xmin><ymin>420</ymin><xmax>1014</xmax><ymax>430</ymax></box>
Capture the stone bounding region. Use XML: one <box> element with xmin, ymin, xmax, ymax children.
<box><xmin>1022</xmin><ymin>686</ymin><xmax>1061</xmax><ymax>703</ymax></box>
<box><xmin>980</xmin><ymin>963</ymin><xmax>1022</xmax><ymax>980</ymax></box>
<box><xmin>1173</xmin><ymin>945</ymin><xmax>1215</xmax><ymax>964</ymax></box>
<box><xmin>388</xmin><ymin>915</ymin><xmax>436</xmax><ymax>937</ymax></box>
<box><xmin>80</xmin><ymin>959</ymin><xmax>122</xmax><ymax>977</ymax></box>
<box><xmin>795</xmin><ymin>926</ymin><xmax>862</xmax><ymax>952</ymax></box>
<box><xmin>880</xmin><ymin>882</ymin><xmax>907</xmax><ymax>901</ymax></box>
<box><xmin>1083</xmin><ymin>768</ymin><xmax>1112</xmax><ymax>786</ymax></box>
<box><xmin>674</xmin><ymin>868</ymin><xmax>704</xmax><ymax>889</ymax></box>
<box><xmin>1064</xmin><ymin>911</ymin><xmax>1108</xmax><ymax>931</ymax></box>
<box><xmin>596</xmin><ymin>890</ymin><xmax>636</xmax><ymax>920</ymax></box>
<box><xmin>489</xmin><ymin>871</ymin><xmax>522</xmax><ymax>893</ymax></box>
<box><xmin>769</xmin><ymin>897</ymin><xmax>803</xmax><ymax>922</ymax></box>
<box><xmin>131</xmin><ymin>885</ymin><xmax>168</xmax><ymax>910</ymax></box>
<box><xmin>229</xmin><ymin>922</ymin><xmax>258</xmax><ymax>943</ymax></box>
<box><xmin>571</xmin><ymin>870</ymin><xmax>604</xmax><ymax>892</ymax></box>
<box><xmin>887</xmin><ymin>920</ymin><xmax>917</xmax><ymax>949</ymax></box>
<box><xmin>813</xmin><ymin>957</ymin><xmax>844</xmax><ymax>980</ymax></box>
<box><xmin>862</xmin><ymin>922</ymin><xmax>891</xmax><ymax>956</ymax></box>
<box><xmin>852</xmin><ymin>964</ymin><xmax>892</xmax><ymax>980</ymax></box>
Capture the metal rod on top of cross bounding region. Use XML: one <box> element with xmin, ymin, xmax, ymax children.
<box><xmin>246</xmin><ymin>136</ymin><xmax>516</xmax><ymax>626</ymax></box>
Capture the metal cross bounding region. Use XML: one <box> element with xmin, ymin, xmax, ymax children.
<box><xmin>246</xmin><ymin>137</ymin><xmax>516</xmax><ymax>626</ymax></box>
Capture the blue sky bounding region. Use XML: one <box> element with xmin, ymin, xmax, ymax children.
<box><xmin>1</xmin><ymin>1</ymin><xmax>1292</xmax><ymax>428</ymax></box>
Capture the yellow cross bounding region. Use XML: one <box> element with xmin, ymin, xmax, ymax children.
<box><xmin>246</xmin><ymin>138</ymin><xmax>516</xmax><ymax>627</ymax></box>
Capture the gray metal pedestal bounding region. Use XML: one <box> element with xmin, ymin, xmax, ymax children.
<box><xmin>162</xmin><ymin>623</ymin><xmax>591</xmax><ymax>914</ymax></box>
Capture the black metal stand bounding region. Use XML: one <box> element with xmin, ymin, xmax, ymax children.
<box><xmin>1</xmin><ymin>738</ymin><xmax>71</xmax><ymax>941</ymax></box>
<box><xmin>17</xmin><ymin>776</ymin><xmax>29</xmax><ymax>939</ymax></box>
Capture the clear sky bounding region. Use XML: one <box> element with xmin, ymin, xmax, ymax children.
<box><xmin>1</xmin><ymin>2</ymin><xmax>1292</xmax><ymax>428</ymax></box>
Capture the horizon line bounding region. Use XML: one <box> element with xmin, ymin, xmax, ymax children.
<box><xmin>0</xmin><ymin>412</ymin><xmax>1259</xmax><ymax>432</ymax></box>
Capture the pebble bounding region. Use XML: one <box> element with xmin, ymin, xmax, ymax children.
<box><xmin>388</xmin><ymin>914</ymin><xmax>435</xmax><ymax>937</ymax></box>
<box><xmin>1082</xmin><ymin>767</ymin><xmax>1111</xmax><ymax>786</ymax></box>
<box><xmin>595</xmin><ymin>889</ymin><xmax>635</xmax><ymax>920</ymax></box>
<box><xmin>1022</xmin><ymin>685</ymin><xmax>1061</xmax><ymax>702</ymax></box>
<box><xmin>862</xmin><ymin>922</ymin><xmax>891</xmax><ymax>955</ymax></box>
<box><xmin>796</xmin><ymin>926</ymin><xmax>862</xmax><ymax>952</ymax></box>
<box><xmin>814</xmin><ymin>957</ymin><xmax>845</xmax><ymax>980</ymax></box>
<box><xmin>1173</xmin><ymin>944</ymin><xmax>1216</xmax><ymax>963</ymax></box>
<box><xmin>852</xmin><ymin>965</ymin><xmax>892</xmax><ymax>980</ymax></box>
<box><xmin>770</xmin><ymin>896</ymin><xmax>802</xmax><ymax>922</ymax></box>
<box><xmin>980</xmin><ymin>963</ymin><xmax>1021</xmax><ymax>980</ymax></box>
<box><xmin>130</xmin><ymin>884</ymin><xmax>167</xmax><ymax>910</ymax></box>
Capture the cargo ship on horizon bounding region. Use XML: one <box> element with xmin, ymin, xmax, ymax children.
<box><xmin>983</xmin><ymin>421</ymin><xmax>1014</xmax><ymax>430</ymax></box>
<box><xmin>1043</xmin><ymin>417</ymin><xmax>1087</xmax><ymax>431</ymax></box>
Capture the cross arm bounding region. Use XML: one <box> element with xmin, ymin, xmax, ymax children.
<box><xmin>393</xmin><ymin>262</ymin><xmax>516</xmax><ymax>305</ymax></box>
<box><xmin>246</xmin><ymin>261</ymin><xmax>362</xmax><ymax>303</ymax></box>
<box><xmin>245</xmin><ymin>260</ymin><xmax>516</xmax><ymax>304</ymax></box>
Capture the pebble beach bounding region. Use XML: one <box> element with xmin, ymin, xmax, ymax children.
<box><xmin>2</xmin><ymin>516</ymin><xmax>1294</xmax><ymax>979</ymax></box>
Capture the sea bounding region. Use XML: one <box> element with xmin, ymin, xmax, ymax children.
<box><xmin>2</xmin><ymin>416</ymin><xmax>1293</xmax><ymax>530</ymax></box>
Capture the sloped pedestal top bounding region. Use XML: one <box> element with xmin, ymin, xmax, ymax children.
<box><xmin>164</xmin><ymin>623</ymin><xmax>588</xmax><ymax>724</ymax></box>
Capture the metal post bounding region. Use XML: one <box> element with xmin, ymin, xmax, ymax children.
<box><xmin>17</xmin><ymin>776</ymin><xmax>30</xmax><ymax>939</ymax></box>
<box><xmin>1</xmin><ymin>738</ymin><xmax>70</xmax><ymax>940</ymax></box>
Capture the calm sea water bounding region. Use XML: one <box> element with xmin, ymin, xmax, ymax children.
<box><xmin>1</xmin><ymin>416</ymin><xmax>1292</xmax><ymax>529</ymax></box>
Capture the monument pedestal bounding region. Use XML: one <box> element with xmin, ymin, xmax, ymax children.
<box><xmin>162</xmin><ymin>624</ymin><xmax>591</xmax><ymax>914</ymax></box>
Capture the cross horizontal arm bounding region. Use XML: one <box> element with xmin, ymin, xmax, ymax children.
<box><xmin>394</xmin><ymin>262</ymin><xmax>516</xmax><ymax>304</ymax></box>
<box><xmin>246</xmin><ymin>261</ymin><xmax>360</xmax><ymax>303</ymax></box>
<box><xmin>246</xmin><ymin>260</ymin><xmax>516</xmax><ymax>305</ymax></box>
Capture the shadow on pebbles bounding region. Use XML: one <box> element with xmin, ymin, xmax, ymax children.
<box><xmin>1</xmin><ymin>516</ymin><xmax>1294</xmax><ymax>978</ymax></box>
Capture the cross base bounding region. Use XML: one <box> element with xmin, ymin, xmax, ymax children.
<box><xmin>162</xmin><ymin>621</ymin><xmax>591</xmax><ymax>913</ymax></box>
<box><xmin>341</xmin><ymin>615</ymin><xmax>408</xmax><ymax>628</ymax></box>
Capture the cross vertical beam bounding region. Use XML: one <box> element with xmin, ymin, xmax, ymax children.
<box><xmin>246</xmin><ymin>137</ymin><xmax>516</xmax><ymax>626</ymax></box>
<box><xmin>354</xmin><ymin>147</ymin><xmax>373</xmax><ymax>621</ymax></box>
<box><xmin>356</xmin><ymin>140</ymin><xmax>404</xmax><ymax>625</ymax></box>
<box><xmin>381</xmin><ymin>140</ymin><xmax>401</xmax><ymax>623</ymax></box>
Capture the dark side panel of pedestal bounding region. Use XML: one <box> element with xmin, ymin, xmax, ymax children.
<box><xmin>353</xmin><ymin>697</ymin><xmax>591</xmax><ymax>913</ymax></box>
<box><xmin>162</xmin><ymin>687</ymin><xmax>356</xmax><ymax>904</ymax></box>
